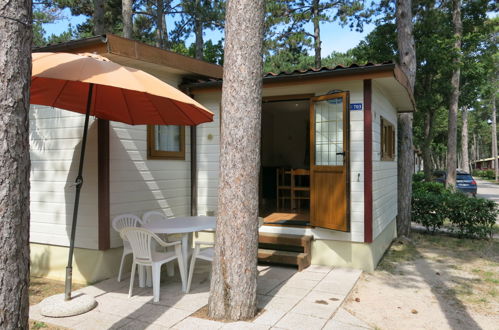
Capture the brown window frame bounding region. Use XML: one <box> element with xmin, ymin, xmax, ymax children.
<box><xmin>147</xmin><ymin>125</ymin><xmax>185</xmax><ymax>160</ymax></box>
<box><xmin>380</xmin><ymin>117</ymin><xmax>395</xmax><ymax>161</ymax></box>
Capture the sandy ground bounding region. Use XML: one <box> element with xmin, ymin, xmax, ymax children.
<box><xmin>344</xmin><ymin>234</ymin><xmax>499</xmax><ymax>330</ymax></box>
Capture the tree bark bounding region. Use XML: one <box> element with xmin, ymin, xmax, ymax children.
<box><xmin>423</xmin><ymin>110</ymin><xmax>434</xmax><ymax>181</ymax></box>
<box><xmin>396</xmin><ymin>0</ymin><xmax>416</xmax><ymax>237</ymax></box>
<box><xmin>0</xmin><ymin>1</ymin><xmax>32</xmax><ymax>328</ymax></box>
<box><xmin>492</xmin><ymin>94</ymin><xmax>498</xmax><ymax>181</ymax></box>
<box><xmin>445</xmin><ymin>0</ymin><xmax>462</xmax><ymax>188</ymax></box>
<box><xmin>156</xmin><ymin>0</ymin><xmax>165</xmax><ymax>48</ymax></box>
<box><xmin>208</xmin><ymin>0</ymin><xmax>265</xmax><ymax>321</ymax></box>
<box><xmin>93</xmin><ymin>0</ymin><xmax>106</xmax><ymax>35</ymax></box>
<box><xmin>312</xmin><ymin>0</ymin><xmax>321</xmax><ymax>68</ymax></box>
<box><xmin>194</xmin><ymin>0</ymin><xmax>204</xmax><ymax>60</ymax></box>
<box><xmin>122</xmin><ymin>0</ymin><xmax>133</xmax><ymax>39</ymax></box>
<box><xmin>461</xmin><ymin>107</ymin><xmax>469</xmax><ymax>172</ymax></box>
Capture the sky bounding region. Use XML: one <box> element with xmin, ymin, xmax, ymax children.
<box><xmin>42</xmin><ymin>9</ymin><xmax>376</xmax><ymax>56</ymax></box>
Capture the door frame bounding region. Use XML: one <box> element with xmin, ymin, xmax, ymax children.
<box><xmin>309</xmin><ymin>91</ymin><xmax>350</xmax><ymax>231</ymax></box>
<box><xmin>259</xmin><ymin>93</ymin><xmax>315</xmax><ymax>225</ymax></box>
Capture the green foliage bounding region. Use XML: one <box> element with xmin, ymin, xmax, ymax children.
<box><xmin>170</xmin><ymin>40</ymin><xmax>224</xmax><ymax>65</ymax></box>
<box><xmin>413</xmin><ymin>172</ymin><xmax>425</xmax><ymax>183</ymax></box>
<box><xmin>412</xmin><ymin>181</ymin><xmax>497</xmax><ymax>239</ymax></box>
<box><xmin>170</xmin><ymin>0</ymin><xmax>225</xmax><ymax>51</ymax></box>
<box><xmin>351</xmin><ymin>0</ymin><xmax>498</xmax><ymax>175</ymax></box>
<box><xmin>264</xmin><ymin>0</ymin><xmax>371</xmax><ymax>67</ymax></box>
<box><xmin>446</xmin><ymin>193</ymin><xmax>498</xmax><ymax>239</ymax></box>
<box><xmin>32</xmin><ymin>321</ymin><xmax>47</xmax><ymax>329</ymax></box>
<box><xmin>473</xmin><ymin>169</ymin><xmax>495</xmax><ymax>180</ymax></box>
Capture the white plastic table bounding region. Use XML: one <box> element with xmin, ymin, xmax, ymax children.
<box><xmin>142</xmin><ymin>215</ymin><xmax>216</xmax><ymax>292</ymax></box>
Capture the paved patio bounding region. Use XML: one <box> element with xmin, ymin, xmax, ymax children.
<box><xmin>30</xmin><ymin>264</ymin><xmax>370</xmax><ymax>329</ymax></box>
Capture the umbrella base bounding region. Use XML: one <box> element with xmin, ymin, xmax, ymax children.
<box><xmin>40</xmin><ymin>293</ymin><xmax>97</xmax><ymax>318</ymax></box>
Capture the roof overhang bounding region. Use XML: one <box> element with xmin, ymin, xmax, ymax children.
<box><xmin>33</xmin><ymin>34</ymin><xmax>223</xmax><ymax>80</ymax></box>
<box><xmin>184</xmin><ymin>63</ymin><xmax>415</xmax><ymax>112</ymax></box>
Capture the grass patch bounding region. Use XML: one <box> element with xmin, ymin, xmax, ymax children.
<box><xmin>30</xmin><ymin>277</ymin><xmax>84</xmax><ymax>306</ymax></box>
<box><xmin>377</xmin><ymin>238</ymin><xmax>419</xmax><ymax>273</ymax></box>
<box><xmin>29</xmin><ymin>277</ymin><xmax>84</xmax><ymax>330</ymax></box>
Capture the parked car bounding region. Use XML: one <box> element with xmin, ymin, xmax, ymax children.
<box><xmin>432</xmin><ymin>170</ymin><xmax>477</xmax><ymax>196</ymax></box>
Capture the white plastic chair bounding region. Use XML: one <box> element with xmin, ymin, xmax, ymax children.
<box><xmin>185</xmin><ymin>217</ymin><xmax>264</xmax><ymax>293</ymax></box>
<box><xmin>120</xmin><ymin>227</ymin><xmax>186</xmax><ymax>303</ymax></box>
<box><xmin>142</xmin><ymin>210</ymin><xmax>169</xmax><ymax>224</ymax></box>
<box><xmin>112</xmin><ymin>214</ymin><xmax>143</xmax><ymax>282</ymax></box>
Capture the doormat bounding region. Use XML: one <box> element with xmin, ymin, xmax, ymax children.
<box><xmin>264</xmin><ymin>220</ymin><xmax>309</xmax><ymax>226</ymax></box>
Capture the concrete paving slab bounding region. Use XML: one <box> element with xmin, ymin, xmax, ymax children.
<box><xmin>274</xmin><ymin>312</ymin><xmax>327</xmax><ymax>330</ymax></box>
<box><xmin>221</xmin><ymin>321</ymin><xmax>271</xmax><ymax>329</ymax></box>
<box><xmin>172</xmin><ymin>316</ymin><xmax>224</xmax><ymax>329</ymax></box>
<box><xmin>252</xmin><ymin>309</ymin><xmax>287</xmax><ymax>326</ymax></box>
<box><xmin>29</xmin><ymin>265</ymin><xmax>362</xmax><ymax>330</ymax></box>
<box><xmin>329</xmin><ymin>308</ymin><xmax>372</xmax><ymax>329</ymax></box>
<box><xmin>135</xmin><ymin>304</ymin><xmax>191</xmax><ymax>327</ymax></box>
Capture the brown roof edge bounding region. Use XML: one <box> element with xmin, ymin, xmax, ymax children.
<box><xmin>184</xmin><ymin>62</ymin><xmax>416</xmax><ymax>112</ymax></box>
<box><xmin>33</xmin><ymin>34</ymin><xmax>223</xmax><ymax>79</ymax></box>
<box><xmin>184</xmin><ymin>62</ymin><xmax>397</xmax><ymax>91</ymax></box>
<box><xmin>392</xmin><ymin>64</ymin><xmax>416</xmax><ymax>112</ymax></box>
<box><xmin>33</xmin><ymin>35</ymin><xmax>108</xmax><ymax>53</ymax></box>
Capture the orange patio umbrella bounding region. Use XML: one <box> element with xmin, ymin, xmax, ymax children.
<box><xmin>31</xmin><ymin>52</ymin><xmax>214</xmax><ymax>302</ymax></box>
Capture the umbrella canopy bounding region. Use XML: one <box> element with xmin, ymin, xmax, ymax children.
<box><xmin>31</xmin><ymin>52</ymin><xmax>214</xmax><ymax>125</ymax></box>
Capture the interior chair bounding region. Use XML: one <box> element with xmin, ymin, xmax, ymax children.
<box><xmin>276</xmin><ymin>168</ymin><xmax>293</xmax><ymax>210</ymax></box>
<box><xmin>120</xmin><ymin>227</ymin><xmax>186</xmax><ymax>303</ymax></box>
<box><xmin>112</xmin><ymin>214</ymin><xmax>143</xmax><ymax>282</ymax></box>
<box><xmin>186</xmin><ymin>217</ymin><xmax>264</xmax><ymax>293</ymax></box>
<box><xmin>291</xmin><ymin>168</ymin><xmax>310</xmax><ymax>212</ymax></box>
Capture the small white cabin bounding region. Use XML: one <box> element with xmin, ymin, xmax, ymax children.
<box><xmin>30</xmin><ymin>36</ymin><xmax>414</xmax><ymax>284</ymax></box>
<box><xmin>186</xmin><ymin>64</ymin><xmax>414</xmax><ymax>271</ymax></box>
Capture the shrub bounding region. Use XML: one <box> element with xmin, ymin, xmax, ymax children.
<box><xmin>412</xmin><ymin>181</ymin><xmax>497</xmax><ymax>239</ymax></box>
<box><xmin>474</xmin><ymin>169</ymin><xmax>496</xmax><ymax>179</ymax></box>
<box><xmin>484</xmin><ymin>169</ymin><xmax>496</xmax><ymax>179</ymax></box>
<box><xmin>412</xmin><ymin>189</ymin><xmax>447</xmax><ymax>233</ymax></box>
<box><xmin>472</xmin><ymin>169</ymin><xmax>484</xmax><ymax>177</ymax></box>
<box><xmin>413</xmin><ymin>172</ymin><xmax>425</xmax><ymax>182</ymax></box>
<box><xmin>446</xmin><ymin>195</ymin><xmax>498</xmax><ymax>239</ymax></box>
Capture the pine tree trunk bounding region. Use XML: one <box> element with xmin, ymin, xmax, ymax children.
<box><xmin>461</xmin><ymin>107</ymin><xmax>469</xmax><ymax>172</ymax></box>
<box><xmin>312</xmin><ymin>0</ymin><xmax>321</xmax><ymax>68</ymax></box>
<box><xmin>423</xmin><ymin>110</ymin><xmax>434</xmax><ymax>181</ymax></box>
<box><xmin>445</xmin><ymin>0</ymin><xmax>462</xmax><ymax>188</ymax></box>
<box><xmin>93</xmin><ymin>0</ymin><xmax>106</xmax><ymax>35</ymax></box>
<box><xmin>156</xmin><ymin>0</ymin><xmax>165</xmax><ymax>48</ymax></box>
<box><xmin>492</xmin><ymin>94</ymin><xmax>498</xmax><ymax>181</ymax></box>
<box><xmin>208</xmin><ymin>0</ymin><xmax>265</xmax><ymax>321</ymax></box>
<box><xmin>162</xmin><ymin>12</ymin><xmax>169</xmax><ymax>49</ymax></box>
<box><xmin>122</xmin><ymin>0</ymin><xmax>133</xmax><ymax>39</ymax></box>
<box><xmin>0</xmin><ymin>1</ymin><xmax>32</xmax><ymax>328</ymax></box>
<box><xmin>194</xmin><ymin>0</ymin><xmax>204</xmax><ymax>60</ymax></box>
<box><xmin>396</xmin><ymin>0</ymin><xmax>416</xmax><ymax>237</ymax></box>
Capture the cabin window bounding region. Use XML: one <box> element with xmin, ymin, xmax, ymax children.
<box><xmin>380</xmin><ymin>117</ymin><xmax>395</xmax><ymax>161</ymax></box>
<box><xmin>147</xmin><ymin>125</ymin><xmax>185</xmax><ymax>160</ymax></box>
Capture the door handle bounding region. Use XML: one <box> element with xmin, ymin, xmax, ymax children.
<box><xmin>336</xmin><ymin>152</ymin><xmax>346</xmax><ymax>156</ymax></box>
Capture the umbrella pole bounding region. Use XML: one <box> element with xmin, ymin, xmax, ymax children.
<box><xmin>65</xmin><ymin>83</ymin><xmax>94</xmax><ymax>301</ymax></box>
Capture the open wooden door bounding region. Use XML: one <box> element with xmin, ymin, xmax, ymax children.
<box><xmin>310</xmin><ymin>92</ymin><xmax>349</xmax><ymax>231</ymax></box>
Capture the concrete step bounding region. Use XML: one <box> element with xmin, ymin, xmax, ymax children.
<box><xmin>258</xmin><ymin>233</ymin><xmax>312</xmax><ymax>271</ymax></box>
<box><xmin>257</xmin><ymin>249</ymin><xmax>309</xmax><ymax>271</ymax></box>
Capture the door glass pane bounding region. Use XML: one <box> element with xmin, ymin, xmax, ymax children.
<box><xmin>314</xmin><ymin>97</ymin><xmax>343</xmax><ymax>166</ymax></box>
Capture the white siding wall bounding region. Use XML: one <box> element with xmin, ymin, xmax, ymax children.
<box><xmin>372</xmin><ymin>82</ymin><xmax>398</xmax><ymax>239</ymax></box>
<box><xmin>193</xmin><ymin>93</ymin><xmax>221</xmax><ymax>216</ymax></box>
<box><xmin>193</xmin><ymin>80</ymin><xmax>366</xmax><ymax>243</ymax></box>
<box><xmin>29</xmin><ymin>105</ymin><xmax>99</xmax><ymax>249</ymax></box>
<box><xmin>109</xmin><ymin>74</ymin><xmax>192</xmax><ymax>248</ymax></box>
